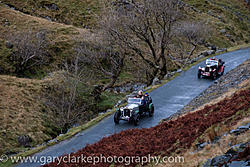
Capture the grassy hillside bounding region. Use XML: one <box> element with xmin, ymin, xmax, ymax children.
<box><xmin>0</xmin><ymin>5</ymin><xmax>91</xmax><ymax>77</ymax></box>
<box><xmin>0</xmin><ymin>0</ymin><xmax>101</xmax><ymax>28</ymax></box>
<box><xmin>183</xmin><ymin>0</ymin><xmax>250</xmax><ymax>48</ymax></box>
<box><xmin>0</xmin><ymin>75</ymin><xmax>60</xmax><ymax>154</ymax></box>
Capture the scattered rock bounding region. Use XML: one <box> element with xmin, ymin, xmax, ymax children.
<box><xmin>177</xmin><ymin>69</ymin><xmax>182</xmax><ymax>73</ymax></box>
<box><xmin>106</xmin><ymin>109</ymin><xmax>112</xmax><ymax>112</ymax></box>
<box><xmin>202</xmin><ymin>159</ymin><xmax>212</xmax><ymax>167</ymax></box>
<box><xmin>164</xmin><ymin>73</ymin><xmax>172</xmax><ymax>79</ymax></box>
<box><xmin>48</xmin><ymin>138</ymin><xmax>58</xmax><ymax>144</ymax></box>
<box><xmin>211</xmin><ymin>155</ymin><xmax>232</xmax><ymax>166</ymax></box>
<box><xmin>4</xmin><ymin>19</ymin><xmax>10</xmax><ymax>26</ymax></box>
<box><xmin>226</xmin><ymin>143</ymin><xmax>247</xmax><ymax>155</ymax></box>
<box><xmin>45</xmin><ymin>16</ymin><xmax>52</xmax><ymax>21</ymax></box>
<box><xmin>207</xmin><ymin>50</ymin><xmax>216</xmax><ymax>55</ymax></box>
<box><xmin>208</xmin><ymin>45</ymin><xmax>217</xmax><ymax>51</ymax></box>
<box><xmin>17</xmin><ymin>135</ymin><xmax>32</xmax><ymax>147</ymax></box>
<box><xmin>230</xmin><ymin>124</ymin><xmax>249</xmax><ymax>135</ymax></box>
<box><xmin>201</xmin><ymin>51</ymin><xmax>209</xmax><ymax>56</ymax></box>
<box><xmin>43</xmin><ymin>3</ymin><xmax>59</xmax><ymax>10</ymax></box>
<box><xmin>115</xmin><ymin>99</ymin><xmax>126</xmax><ymax>106</ymax></box>
<box><xmin>196</xmin><ymin>142</ymin><xmax>208</xmax><ymax>150</ymax></box>
<box><xmin>216</xmin><ymin>48</ymin><xmax>227</xmax><ymax>53</ymax></box>
<box><xmin>220</xmin><ymin>29</ymin><xmax>226</xmax><ymax>33</ymax></box>
<box><xmin>5</xmin><ymin>41</ymin><xmax>13</xmax><ymax>49</ymax></box>
<box><xmin>152</xmin><ymin>77</ymin><xmax>161</xmax><ymax>86</ymax></box>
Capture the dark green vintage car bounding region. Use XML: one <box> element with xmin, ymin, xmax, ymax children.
<box><xmin>114</xmin><ymin>96</ymin><xmax>154</xmax><ymax>126</ymax></box>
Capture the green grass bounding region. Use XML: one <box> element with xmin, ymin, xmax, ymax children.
<box><xmin>1</xmin><ymin>0</ymin><xmax>101</xmax><ymax>28</ymax></box>
<box><xmin>97</xmin><ymin>92</ymin><xmax>126</xmax><ymax>111</ymax></box>
<box><xmin>0</xmin><ymin>40</ymin><xmax>14</xmax><ymax>74</ymax></box>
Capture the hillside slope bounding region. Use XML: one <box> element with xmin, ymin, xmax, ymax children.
<box><xmin>0</xmin><ymin>5</ymin><xmax>90</xmax><ymax>77</ymax></box>
<box><xmin>0</xmin><ymin>75</ymin><xmax>59</xmax><ymax>155</ymax></box>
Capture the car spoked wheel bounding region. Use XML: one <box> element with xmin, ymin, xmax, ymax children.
<box><xmin>133</xmin><ymin>115</ymin><xmax>139</xmax><ymax>126</ymax></box>
<box><xmin>213</xmin><ymin>72</ymin><xmax>217</xmax><ymax>80</ymax></box>
<box><xmin>149</xmin><ymin>105</ymin><xmax>154</xmax><ymax>117</ymax></box>
<box><xmin>221</xmin><ymin>69</ymin><xmax>224</xmax><ymax>75</ymax></box>
<box><xmin>114</xmin><ymin>112</ymin><xmax>120</xmax><ymax>124</ymax></box>
<box><xmin>198</xmin><ymin>70</ymin><xmax>201</xmax><ymax>79</ymax></box>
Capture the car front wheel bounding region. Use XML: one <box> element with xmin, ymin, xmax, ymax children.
<box><xmin>198</xmin><ymin>70</ymin><xmax>201</xmax><ymax>79</ymax></box>
<box><xmin>114</xmin><ymin>112</ymin><xmax>120</xmax><ymax>124</ymax></box>
<box><xmin>133</xmin><ymin>115</ymin><xmax>139</xmax><ymax>126</ymax></box>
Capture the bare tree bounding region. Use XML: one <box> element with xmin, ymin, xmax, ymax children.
<box><xmin>9</xmin><ymin>30</ymin><xmax>49</xmax><ymax>75</ymax></box>
<box><xmin>176</xmin><ymin>21</ymin><xmax>211</xmax><ymax>66</ymax></box>
<box><xmin>100</xmin><ymin>0</ymin><xmax>183</xmax><ymax>84</ymax></box>
<box><xmin>43</xmin><ymin>55</ymin><xmax>91</xmax><ymax>131</ymax></box>
<box><xmin>75</xmin><ymin>38</ymin><xmax>125</xmax><ymax>93</ymax></box>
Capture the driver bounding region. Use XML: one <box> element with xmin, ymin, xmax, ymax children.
<box><xmin>136</xmin><ymin>90</ymin><xmax>144</xmax><ymax>98</ymax></box>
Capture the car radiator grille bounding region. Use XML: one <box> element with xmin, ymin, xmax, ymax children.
<box><xmin>205</xmin><ymin>67</ymin><xmax>210</xmax><ymax>72</ymax></box>
<box><xmin>123</xmin><ymin>109</ymin><xmax>131</xmax><ymax>117</ymax></box>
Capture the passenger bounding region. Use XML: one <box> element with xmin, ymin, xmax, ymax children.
<box><xmin>136</xmin><ymin>90</ymin><xmax>144</xmax><ymax>98</ymax></box>
<box><xmin>141</xmin><ymin>96</ymin><xmax>146</xmax><ymax>105</ymax></box>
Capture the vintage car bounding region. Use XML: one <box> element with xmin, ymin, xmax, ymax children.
<box><xmin>114</xmin><ymin>96</ymin><xmax>154</xmax><ymax>126</ymax></box>
<box><xmin>198</xmin><ymin>58</ymin><xmax>225</xmax><ymax>79</ymax></box>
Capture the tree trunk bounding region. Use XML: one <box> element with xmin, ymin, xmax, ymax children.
<box><xmin>102</xmin><ymin>75</ymin><xmax>119</xmax><ymax>91</ymax></box>
<box><xmin>158</xmin><ymin>48</ymin><xmax>167</xmax><ymax>80</ymax></box>
<box><xmin>146</xmin><ymin>67</ymin><xmax>159</xmax><ymax>86</ymax></box>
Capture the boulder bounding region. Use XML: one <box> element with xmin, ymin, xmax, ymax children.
<box><xmin>211</xmin><ymin>155</ymin><xmax>231</xmax><ymax>166</ymax></box>
<box><xmin>226</xmin><ymin>143</ymin><xmax>247</xmax><ymax>155</ymax></box>
<box><xmin>202</xmin><ymin>51</ymin><xmax>209</xmax><ymax>56</ymax></box>
<box><xmin>43</xmin><ymin>3</ymin><xmax>59</xmax><ymax>10</ymax></box>
<box><xmin>5</xmin><ymin>41</ymin><xmax>13</xmax><ymax>49</ymax></box>
<box><xmin>152</xmin><ymin>77</ymin><xmax>161</xmax><ymax>86</ymax></box>
<box><xmin>230</xmin><ymin>129</ymin><xmax>241</xmax><ymax>135</ymax></box>
<box><xmin>177</xmin><ymin>69</ymin><xmax>182</xmax><ymax>73</ymax></box>
<box><xmin>207</xmin><ymin>50</ymin><xmax>216</xmax><ymax>55</ymax></box>
<box><xmin>202</xmin><ymin>159</ymin><xmax>212</xmax><ymax>167</ymax></box>
<box><xmin>48</xmin><ymin>138</ymin><xmax>58</xmax><ymax>144</ymax></box>
<box><xmin>17</xmin><ymin>135</ymin><xmax>32</xmax><ymax>147</ymax></box>
<box><xmin>196</xmin><ymin>142</ymin><xmax>208</xmax><ymax>150</ymax></box>
<box><xmin>164</xmin><ymin>73</ymin><xmax>172</xmax><ymax>79</ymax></box>
<box><xmin>220</xmin><ymin>29</ymin><xmax>226</xmax><ymax>33</ymax></box>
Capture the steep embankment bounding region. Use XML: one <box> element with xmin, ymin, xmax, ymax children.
<box><xmin>43</xmin><ymin>61</ymin><xmax>250</xmax><ymax>167</ymax></box>
<box><xmin>0</xmin><ymin>5</ymin><xmax>90</xmax><ymax>76</ymax></box>
<box><xmin>0</xmin><ymin>76</ymin><xmax>59</xmax><ymax>155</ymax></box>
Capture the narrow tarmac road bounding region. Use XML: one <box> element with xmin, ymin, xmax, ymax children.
<box><xmin>16</xmin><ymin>48</ymin><xmax>250</xmax><ymax>167</ymax></box>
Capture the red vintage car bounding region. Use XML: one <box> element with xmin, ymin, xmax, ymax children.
<box><xmin>198</xmin><ymin>58</ymin><xmax>225</xmax><ymax>80</ymax></box>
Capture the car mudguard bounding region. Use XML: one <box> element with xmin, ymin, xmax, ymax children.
<box><xmin>149</xmin><ymin>103</ymin><xmax>154</xmax><ymax>109</ymax></box>
<box><xmin>134</xmin><ymin>110</ymin><xmax>139</xmax><ymax>114</ymax></box>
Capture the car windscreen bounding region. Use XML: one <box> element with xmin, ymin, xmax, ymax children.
<box><xmin>128</xmin><ymin>98</ymin><xmax>141</xmax><ymax>104</ymax></box>
<box><xmin>206</xmin><ymin>59</ymin><xmax>218</xmax><ymax>66</ymax></box>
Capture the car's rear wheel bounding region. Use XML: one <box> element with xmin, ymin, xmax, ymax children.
<box><xmin>114</xmin><ymin>112</ymin><xmax>120</xmax><ymax>124</ymax></box>
<box><xmin>221</xmin><ymin>69</ymin><xmax>224</xmax><ymax>75</ymax></box>
<box><xmin>212</xmin><ymin>72</ymin><xmax>217</xmax><ymax>80</ymax></box>
<box><xmin>149</xmin><ymin>105</ymin><xmax>154</xmax><ymax>117</ymax></box>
